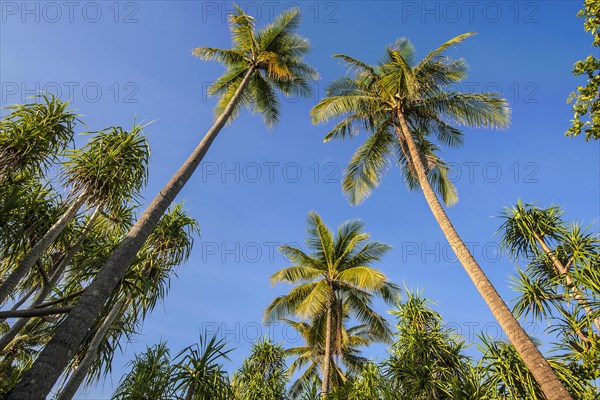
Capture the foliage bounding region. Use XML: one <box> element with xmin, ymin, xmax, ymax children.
<box><xmin>566</xmin><ymin>0</ymin><xmax>600</xmax><ymax>140</ymax></box>
<box><xmin>383</xmin><ymin>291</ymin><xmax>471</xmax><ymax>399</ymax></box>
<box><xmin>192</xmin><ymin>5</ymin><xmax>317</xmax><ymax>126</ymax></box>
<box><xmin>311</xmin><ymin>33</ymin><xmax>509</xmax><ymax>205</ymax></box>
<box><xmin>232</xmin><ymin>338</ymin><xmax>288</xmax><ymax>400</ymax></box>
<box><xmin>112</xmin><ymin>341</ymin><xmax>176</xmax><ymax>400</ymax></box>
<box><xmin>0</xmin><ymin>94</ymin><xmax>77</xmax><ymax>180</ymax></box>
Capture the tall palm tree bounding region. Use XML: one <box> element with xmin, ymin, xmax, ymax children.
<box><xmin>264</xmin><ymin>212</ymin><xmax>399</xmax><ymax>395</ymax></box>
<box><xmin>310</xmin><ymin>34</ymin><xmax>571</xmax><ymax>399</ymax></box>
<box><xmin>0</xmin><ymin>126</ymin><xmax>150</xmax><ymax>305</ymax></box>
<box><xmin>55</xmin><ymin>203</ymin><xmax>199</xmax><ymax>400</ymax></box>
<box><xmin>9</xmin><ymin>7</ymin><xmax>317</xmax><ymax>399</ymax></box>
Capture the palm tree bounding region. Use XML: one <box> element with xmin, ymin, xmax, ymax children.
<box><xmin>283</xmin><ymin>313</ymin><xmax>382</xmax><ymax>399</ymax></box>
<box><xmin>55</xmin><ymin>203</ymin><xmax>199</xmax><ymax>400</ymax></box>
<box><xmin>265</xmin><ymin>212</ymin><xmax>399</xmax><ymax>395</ymax></box>
<box><xmin>0</xmin><ymin>125</ymin><xmax>150</xmax><ymax>305</ymax></box>
<box><xmin>310</xmin><ymin>34</ymin><xmax>571</xmax><ymax>399</ymax></box>
<box><xmin>9</xmin><ymin>8</ymin><xmax>317</xmax><ymax>398</ymax></box>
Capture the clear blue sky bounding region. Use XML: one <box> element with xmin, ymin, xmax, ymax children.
<box><xmin>1</xmin><ymin>1</ymin><xmax>599</xmax><ymax>398</ymax></box>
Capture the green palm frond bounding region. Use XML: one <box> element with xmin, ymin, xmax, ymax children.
<box><xmin>342</xmin><ymin>127</ymin><xmax>395</xmax><ymax>205</ymax></box>
<box><xmin>312</xmin><ymin>33</ymin><xmax>511</xmax><ymax>207</ymax></box>
<box><xmin>194</xmin><ymin>4</ymin><xmax>316</xmax><ymax>127</ymax></box>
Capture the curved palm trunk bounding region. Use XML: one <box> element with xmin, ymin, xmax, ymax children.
<box><xmin>321</xmin><ymin>292</ymin><xmax>333</xmax><ymax>396</ymax></box>
<box><xmin>0</xmin><ymin>193</ymin><xmax>87</xmax><ymax>305</ymax></box>
<box><xmin>533</xmin><ymin>233</ymin><xmax>600</xmax><ymax>332</ymax></box>
<box><xmin>8</xmin><ymin>67</ymin><xmax>256</xmax><ymax>400</ymax></box>
<box><xmin>0</xmin><ymin>207</ymin><xmax>100</xmax><ymax>353</ymax></box>
<box><xmin>56</xmin><ymin>297</ymin><xmax>126</xmax><ymax>400</ymax></box>
<box><xmin>394</xmin><ymin>110</ymin><xmax>572</xmax><ymax>400</ymax></box>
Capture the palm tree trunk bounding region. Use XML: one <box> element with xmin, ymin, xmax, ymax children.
<box><xmin>533</xmin><ymin>233</ymin><xmax>600</xmax><ymax>332</ymax></box>
<box><xmin>0</xmin><ymin>193</ymin><xmax>87</xmax><ymax>305</ymax></box>
<box><xmin>0</xmin><ymin>207</ymin><xmax>100</xmax><ymax>353</ymax></box>
<box><xmin>8</xmin><ymin>67</ymin><xmax>257</xmax><ymax>400</ymax></box>
<box><xmin>56</xmin><ymin>297</ymin><xmax>126</xmax><ymax>400</ymax></box>
<box><xmin>394</xmin><ymin>109</ymin><xmax>572</xmax><ymax>400</ymax></box>
<box><xmin>321</xmin><ymin>292</ymin><xmax>333</xmax><ymax>396</ymax></box>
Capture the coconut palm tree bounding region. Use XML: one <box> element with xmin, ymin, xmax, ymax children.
<box><xmin>0</xmin><ymin>125</ymin><xmax>150</xmax><ymax>305</ymax></box>
<box><xmin>9</xmin><ymin>8</ymin><xmax>317</xmax><ymax>398</ymax></box>
<box><xmin>310</xmin><ymin>33</ymin><xmax>571</xmax><ymax>399</ymax></box>
<box><xmin>282</xmin><ymin>312</ymin><xmax>381</xmax><ymax>398</ymax></box>
<box><xmin>55</xmin><ymin>203</ymin><xmax>198</xmax><ymax>400</ymax></box>
<box><xmin>265</xmin><ymin>211</ymin><xmax>399</xmax><ymax>395</ymax></box>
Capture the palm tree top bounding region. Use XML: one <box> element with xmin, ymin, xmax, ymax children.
<box><xmin>193</xmin><ymin>5</ymin><xmax>318</xmax><ymax>127</ymax></box>
<box><xmin>310</xmin><ymin>33</ymin><xmax>511</xmax><ymax>206</ymax></box>
<box><xmin>265</xmin><ymin>211</ymin><xmax>399</xmax><ymax>323</ymax></box>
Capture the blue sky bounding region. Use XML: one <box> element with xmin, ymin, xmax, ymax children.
<box><xmin>1</xmin><ymin>1</ymin><xmax>599</xmax><ymax>398</ymax></box>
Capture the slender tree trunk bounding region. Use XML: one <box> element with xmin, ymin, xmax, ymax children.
<box><xmin>0</xmin><ymin>193</ymin><xmax>87</xmax><ymax>305</ymax></box>
<box><xmin>56</xmin><ymin>297</ymin><xmax>126</xmax><ymax>400</ymax></box>
<box><xmin>0</xmin><ymin>207</ymin><xmax>100</xmax><ymax>353</ymax></box>
<box><xmin>56</xmin><ymin>235</ymin><xmax>159</xmax><ymax>400</ymax></box>
<box><xmin>8</xmin><ymin>67</ymin><xmax>257</xmax><ymax>400</ymax></box>
<box><xmin>394</xmin><ymin>109</ymin><xmax>572</xmax><ymax>400</ymax></box>
<box><xmin>0</xmin><ymin>306</ymin><xmax>71</xmax><ymax>318</ymax></box>
<box><xmin>533</xmin><ymin>233</ymin><xmax>600</xmax><ymax>332</ymax></box>
<box><xmin>321</xmin><ymin>292</ymin><xmax>333</xmax><ymax>396</ymax></box>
